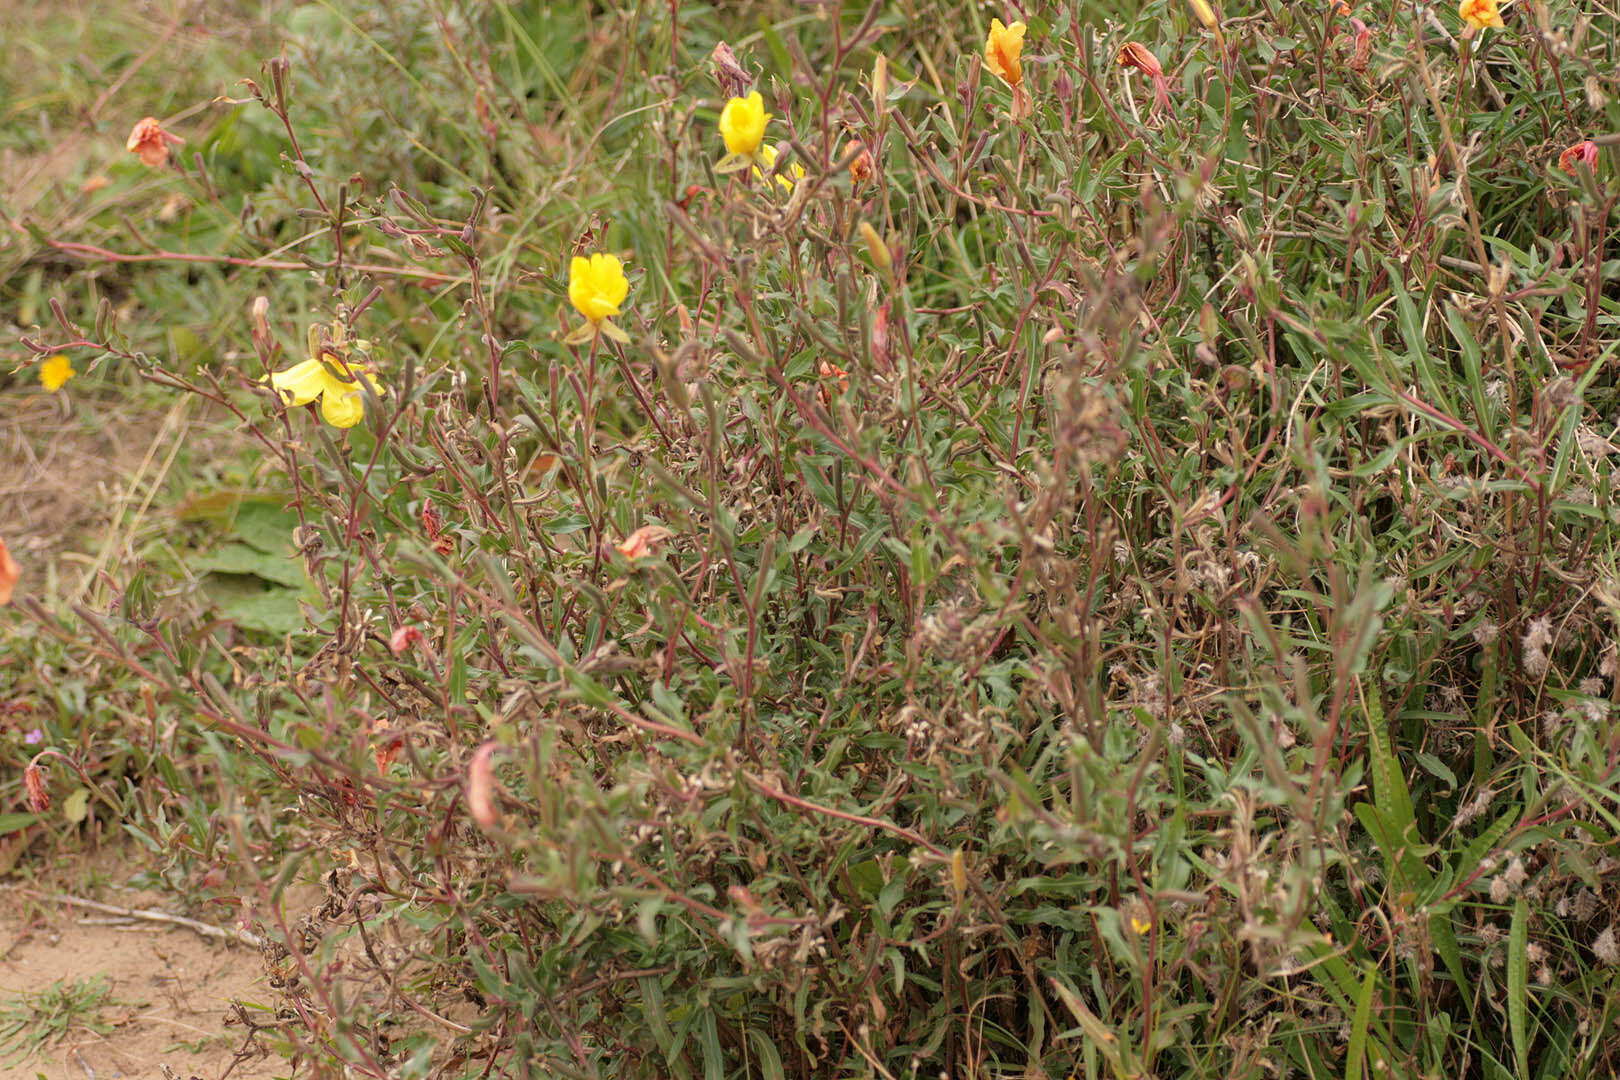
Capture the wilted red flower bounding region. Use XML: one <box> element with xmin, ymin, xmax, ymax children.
<box><xmin>711</xmin><ymin>40</ymin><xmax>752</xmax><ymax>101</ymax></box>
<box><xmin>845</xmin><ymin>139</ymin><xmax>874</xmax><ymax>188</ymax></box>
<box><xmin>1559</xmin><ymin>139</ymin><xmax>1599</xmax><ymax>176</ymax></box>
<box><xmin>1346</xmin><ymin>18</ymin><xmax>1374</xmax><ymax>70</ymax></box>
<box><xmin>421</xmin><ymin>503</ymin><xmax>455</xmax><ymax>556</ymax></box>
<box><xmin>467</xmin><ymin>741</ymin><xmax>499</xmax><ymax>829</ymax></box>
<box><xmin>1117</xmin><ymin>43</ymin><xmax>1172</xmax><ymax>113</ymax></box>
<box><xmin>23</xmin><ymin>763</ymin><xmax>49</xmax><ymax>813</ymax></box>
<box><xmin>125</xmin><ymin>117</ymin><xmax>183</xmax><ymax>168</ymax></box>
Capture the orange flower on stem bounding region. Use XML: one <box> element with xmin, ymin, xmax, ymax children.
<box><xmin>125</xmin><ymin>117</ymin><xmax>184</xmax><ymax>167</ymax></box>
<box><xmin>1118</xmin><ymin>42</ymin><xmax>1172</xmax><ymax>114</ymax></box>
<box><xmin>371</xmin><ymin>718</ymin><xmax>403</xmax><ymax>773</ymax></box>
<box><xmin>819</xmin><ymin>360</ymin><xmax>850</xmax><ymax>392</ymax></box>
<box><xmin>616</xmin><ymin>525</ymin><xmax>673</xmax><ymax>560</ymax></box>
<box><xmin>985</xmin><ymin>19</ymin><xmax>1032</xmax><ymax>119</ymax></box>
<box><xmin>1558</xmin><ymin>139</ymin><xmax>1598</xmax><ymax>176</ymax></box>
<box><xmin>1458</xmin><ymin>0</ymin><xmax>1504</xmax><ymax>30</ymax></box>
<box><xmin>0</xmin><ymin>538</ymin><xmax>18</xmax><ymax>606</ymax></box>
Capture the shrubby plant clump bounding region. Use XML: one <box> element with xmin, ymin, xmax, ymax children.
<box><xmin>6</xmin><ymin>0</ymin><xmax>1620</xmax><ymax>1076</ymax></box>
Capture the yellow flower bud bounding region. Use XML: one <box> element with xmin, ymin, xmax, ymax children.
<box><xmin>858</xmin><ymin>221</ymin><xmax>891</xmax><ymax>271</ymax></box>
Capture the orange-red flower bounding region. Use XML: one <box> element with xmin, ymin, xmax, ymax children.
<box><xmin>817</xmin><ymin>361</ymin><xmax>850</xmax><ymax>407</ymax></box>
<box><xmin>125</xmin><ymin>116</ymin><xmax>183</xmax><ymax>167</ymax></box>
<box><xmin>0</xmin><ymin>538</ymin><xmax>17</xmax><ymax>606</ymax></box>
<box><xmin>616</xmin><ymin>525</ymin><xmax>673</xmax><ymax>560</ymax></box>
<box><xmin>1559</xmin><ymin>139</ymin><xmax>1598</xmax><ymax>176</ymax></box>
<box><xmin>1118</xmin><ymin>43</ymin><xmax>1173</xmax><ymax>113</ymax></box>
<box><xmin>371</xmin><ymin>718</ymin><xmax>403</xmax><ymax>773</ymax></box>
<box><xmin>818</xmin><ymin>360</ymin><xmax>850</xmax><ymax>394</ymax></box>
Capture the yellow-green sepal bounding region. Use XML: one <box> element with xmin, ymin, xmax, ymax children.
<box><xmin>563</xmin><ymin>322</ymin><xmax>598</xmax><ymax>346</ymax></box>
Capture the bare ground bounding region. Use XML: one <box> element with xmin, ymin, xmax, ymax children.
<box><xmin>0</xmin><ymin>886</ymin><xmax>283</xmax><ymax>1080</ymax></box>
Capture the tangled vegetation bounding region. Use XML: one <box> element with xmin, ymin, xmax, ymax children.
<box><xmin>4</xmin><ymin>0</ymin><xmax>1620</xmax><ymax>1076</ymax></box>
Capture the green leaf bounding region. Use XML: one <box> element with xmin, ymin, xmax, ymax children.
<box><xmin>0</xmin><ymin>814</ymin><xmax>39</xmax><ymax>835</ymax></box>
<box><xmin>193</xmin><ymin>543</ymin><xmax>308</xmax><ymax>588</ymax></box>
<box><xmin>62</xmin><ymin>788</ymin><xmax>91</xmax><ymax>825</ymax></box>
<box><xmin>1509</xmin><ymin>898</ymin><xmax>1530</xmax><ymax>1079</ymax></box>
<box><xmin>1346</xmin><ymin>962</ymin><xmax>1377</xmax><ymax>1080</ymax></box>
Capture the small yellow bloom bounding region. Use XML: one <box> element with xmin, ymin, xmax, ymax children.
<box><xmin>568</xmin><ymin>253</ymin><xmax>630</xmax><ymax>324</ymax></box>
<box><xmin>1459</xmin><ymin>0</ymin><xmax>1504</xmax><ymax>29</ymax></box>
<box><xmin>39</xmin><ymin>354</ymin><xmax>75</xmax><ymax>393</ymax></box>
<box><xmin>753</xmin><ymin>144</ymin><xmax>805</xmax><ymax>191</ymax></box>
<box><xmin>985</xmin><ymin>19</ymin><xmax>1026</xmax><ymax>88</ymax></box>
<box><xmin>719</xmin><ymin>91</ymin><xmax>771</xmax><ymax>157</ymax></box>
<box><xmin>1129</xmin><ymin>916</ymin><xmax>1151</xmax><ymax>935</ymax></box>
<box><xmin>267</xmin><ymin>352</ymin><xmax>386</xmax><ymax>429</ymax></box>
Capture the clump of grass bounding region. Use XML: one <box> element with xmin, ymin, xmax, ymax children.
<box><xmin>0</xmin><ymin>976</ymin><xmax>118</xmax><ymax>1066</ymax></box>
<box><xmin>6</xmin><ymin>0</ymin><xmax>1620</xmax><ymax>1077</ymax></box>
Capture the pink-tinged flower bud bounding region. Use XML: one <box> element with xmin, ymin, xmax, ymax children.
<box><xmin>467</xmin><ymin>742</ymin><xmax>499</xmax><ymax>829</ymax></box>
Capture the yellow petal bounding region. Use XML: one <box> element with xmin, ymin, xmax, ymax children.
<box><xmin>39</xmin><ymin>354</ymin><xmax>76</xmax><ymax>392</ymax></box>
<box><xmin>719</xmin><ymin>91</ymin><xmax>770</xmax><ymax>156</ymax></box>
<box><xmin>319</xmin><ymin>385</ymin><xmax>366</xmax><ymax>428</ymax></box>
<box><xmin>268</xmin><ymin>358</ymin><xmax>327</xmax><ymax>406</ymax></box>
<box><xmin>569</xmin><ymin>252</ymin><xmax>627</xmax><ymax>322</ymax></box>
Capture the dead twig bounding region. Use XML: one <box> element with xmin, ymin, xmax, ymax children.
<box><xmin>4</xmin><ymin>887</ymin><xmax>261</xmax><ymax>947</ymax></box>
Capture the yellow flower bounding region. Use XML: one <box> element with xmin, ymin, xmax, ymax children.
<box><xmin>719</xmin><ymin>91</ymin><xmax>771</xmax><ymax>157</ymax></box>
<box><xmin>753</xmin><ymin>144</ymin><xmax>805</xmax><ymax>191</ymax></box>
<box><xmin>38</xmin><ymin>354</ymin><xmax>75</xmax><ymax>393</ymax></box>
<box><xmin>568</xmin><ymin>253</ymin><xmax>630</xmax><ymax>324</ymax></box>
<box><xmin>985</xmin><ymin>19</ymin><xmax>1026</xmax><ymax>88</ymax></box>
<box><xmin>267</xmin><ymin>352</ymin><xmax>386</xmax><ymax>429</ymax></box>
<box><xmin>1459</xmin><ymin>0</ymin><xmax>1503</xmax><ymax>29</ymax></box>
<box><xmin>1129</xmin><ymin>916</ymin><xmax>1152</xmax><ymax>935</ymax></box>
